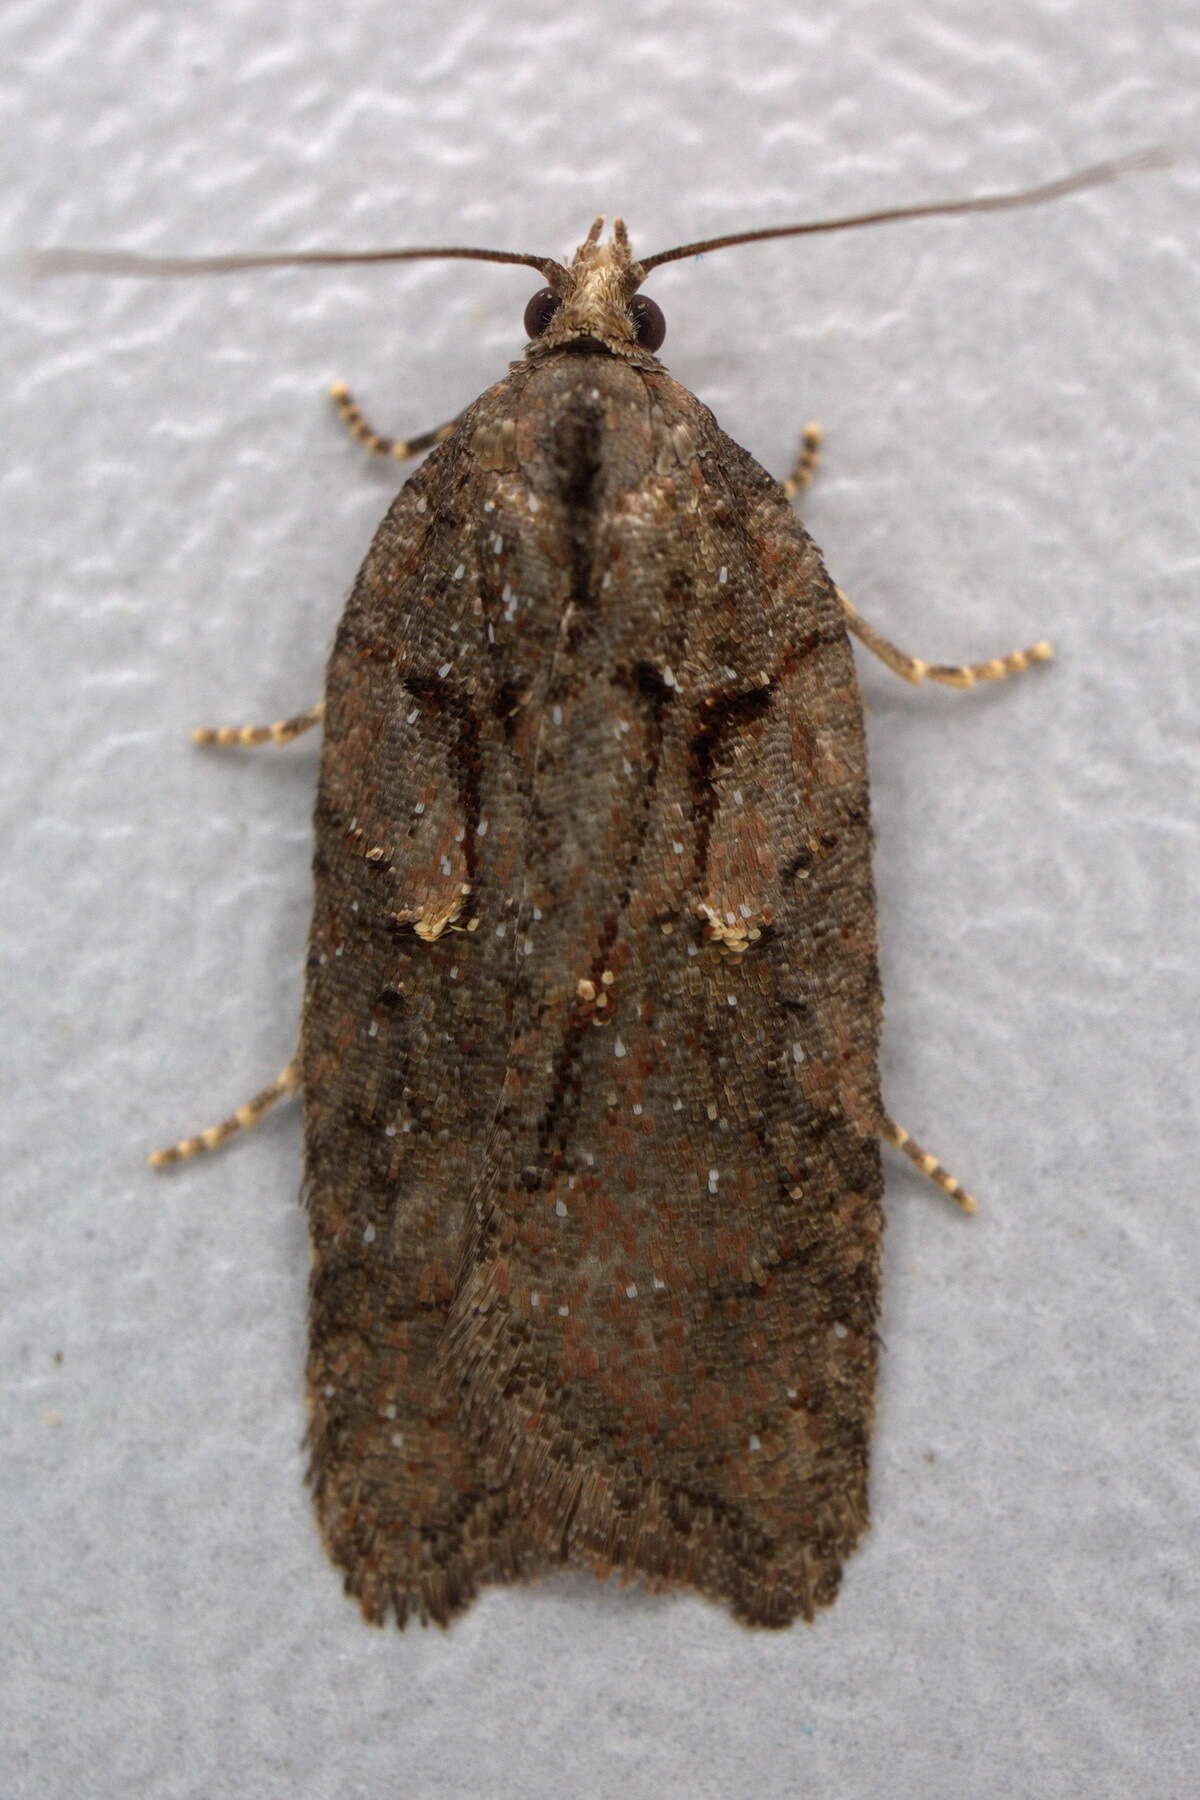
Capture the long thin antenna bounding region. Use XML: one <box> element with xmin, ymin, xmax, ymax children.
<box><xmin>24</xmin><ymin>242</ymin><xmax>565</xmax><ymax>282</ymax></box>
<box><xmin>19</xmin><ymin>148</ymin><xmax>1170</xmax><ymax>288</ymax></box>
<box><xmin>638</xmin><ymin>148</ymin><xmax>1171</xmax><ymax>274</ymax></box>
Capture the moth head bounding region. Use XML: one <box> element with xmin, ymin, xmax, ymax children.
<box><xmin>522</xmin><ymin>217</ymin><xmax>665</xmax><ymax>362</ymax></box>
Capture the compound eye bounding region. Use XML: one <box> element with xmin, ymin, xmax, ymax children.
<box><xmin>631</xmin><ymin>294</ymin><xmax>666</xmax><ymax>352</ymax></box>
<box><xmin>524</xmin><ymin>288</ymin><xmax>561</xmax><ymax>338</ymax></box>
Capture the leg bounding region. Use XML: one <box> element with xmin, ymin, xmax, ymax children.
<box><xmin>329</xmin><ymin>382</ymin><xmax>463</xmax><ymax>462</ymax></box>
<box><xmin>781</xmin><ymin>422</ymin><xmax>823</xmax><ymax>502</ymax></box>
<box><xmin>149</xmin><ymin>1059</ymin><xmax>300</xmax><ymax>1169</ymax></box>
<box><xmin>881</xmin><ymin>1115</ymin><xmax>977</xmax><ymax>1214</ymax></box>
<box><xmin>838</xmin><ymin>589</ymin><xmax>1053</xmax><ymax>690</ymax></box>
<box><xmin>192</xmin><ymin>701</ymin><xmax>325</xmax><ymax>749</ymax></box>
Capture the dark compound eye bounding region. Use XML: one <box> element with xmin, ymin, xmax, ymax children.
<box><xmin>523</xmin><ymin>287</ymin><xmax>561</xmax><ymax>339</ymax></box>
<box><xmin>631</xmin><ymin>293</ymin><xmax>666</xmax><ymax>352</ymax></box>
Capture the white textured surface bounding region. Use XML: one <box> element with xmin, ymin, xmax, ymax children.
<box><xmin>2</xmin><ymin>3</ymin><xmax>1197</xmax><ymax>1796</ymax></box>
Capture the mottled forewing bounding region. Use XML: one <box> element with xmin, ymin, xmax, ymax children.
<box><xmin>302</xmin><ymin>374</ymin><xmax>566</xmax><ymax>1624</ymax></box>
<box><xmin>442</xmin><ymin>355</ymin><xmax>885</xmax><ymax>1626</ymax></box>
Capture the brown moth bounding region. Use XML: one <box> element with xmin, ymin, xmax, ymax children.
<box><xmin>308</xmin><ymin>227</ymin><xmax>887</xmax><ymax>1631</ymax></box>
<box><xmin>34</xmin><ymin>150</ymin><xmax>1162</xmax><ymax>1629</ymax></box>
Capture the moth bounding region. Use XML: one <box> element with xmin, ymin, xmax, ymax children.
<box><xmin>36</xmin><ymin>150</ymin><xmax>1160</xmax><ymax>1628</ymax></box>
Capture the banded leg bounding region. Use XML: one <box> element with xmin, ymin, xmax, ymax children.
<box><xmin>881</xmin><ymin>1115</ymin><xmax>977</xmax><ymax>1214</ymax></box>
<box><xmin>329</xmin><ymin>382</ymin><xmax>463</xmax><ymax>462</ymax></box>
<box><xmin>149</xmin><ymin>1059</ymin><xmax>300</xmax><ymax>1169</ymax></box>
<box><xmin>781</xmin><ymin>422</ymin><xmax>823</xmax><ymax>502</ymax></box>
<box><xmin>192</xmin><ymin>701</ymin><xmax>325</xmax><ymax>750</ymax></box>
<box><xmin>839</xmin><ymin>589</ymin><xmax>1053</xmax><ymax>689</ymax></box>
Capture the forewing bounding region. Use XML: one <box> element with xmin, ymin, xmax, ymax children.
<box><xmin>443</xmin><ymin>356</ymin><xmax>885</xmax><ymax>1626</ymax></box>
<box><xmin>302</xmin><ymin>374</ymin><xmax>562</xmax><ymax>1624</ymax></box>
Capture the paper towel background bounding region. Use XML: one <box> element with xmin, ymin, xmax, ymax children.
<box><xmin>2</xmin><ymin>3</ymin><xmax>1197</xmax><ymax>1796</ymax></box>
